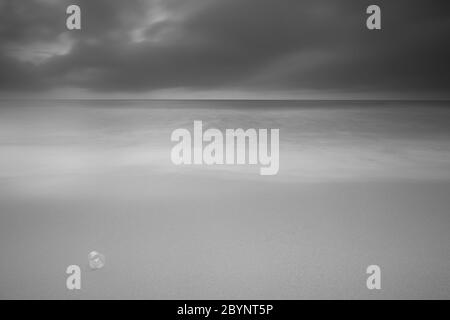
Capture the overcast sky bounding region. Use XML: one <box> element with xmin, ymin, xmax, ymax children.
<box><xmin>0</xmin><ymin>0</ymin><xmax>449</xmax><ymax>99</ymax></box>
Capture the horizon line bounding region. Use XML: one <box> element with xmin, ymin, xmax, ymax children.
<box><xmin>1</xmin><ymin>98</ymin><xmax>450</xmax><ymax>102</ymax></box>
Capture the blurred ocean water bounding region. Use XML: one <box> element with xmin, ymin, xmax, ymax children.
<box><xmin>1</xmin><ymin>99</ymin><xmax>450</xmax><ymax>182</ymax></box>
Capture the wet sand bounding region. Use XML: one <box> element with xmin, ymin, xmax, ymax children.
<box><xmin>1</xmin><ymin>172</ymin><xmax>449</xmax><ymax>299</ymax></box>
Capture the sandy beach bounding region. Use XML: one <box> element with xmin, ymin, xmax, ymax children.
<box><xmin>0</xmin><ymin>100</ymin><xmax>450</xmax><ymax>299</ymax></box>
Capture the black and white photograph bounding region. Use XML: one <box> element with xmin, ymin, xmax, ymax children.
<box><xmin>0</xmin><ymin>0</ymin><xmax>449</xmax><ymax>302</ymax></box>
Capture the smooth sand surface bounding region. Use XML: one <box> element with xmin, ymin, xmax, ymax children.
<box><xmin>1</xmin><ymin>172</ymin><xmax>449</xmax><ymax>299</ymax></box>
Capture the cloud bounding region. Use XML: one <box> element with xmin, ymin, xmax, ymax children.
<box><xmin>0</xmin><ymin>0</ymin><xmax>449</xmax><ymax>97</ymax></box>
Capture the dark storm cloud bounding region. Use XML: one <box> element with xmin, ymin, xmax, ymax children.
<box><xmin>0</xmin><ymin>0</ymin><xmax>449</xmax><ymax>96</ymax></box>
